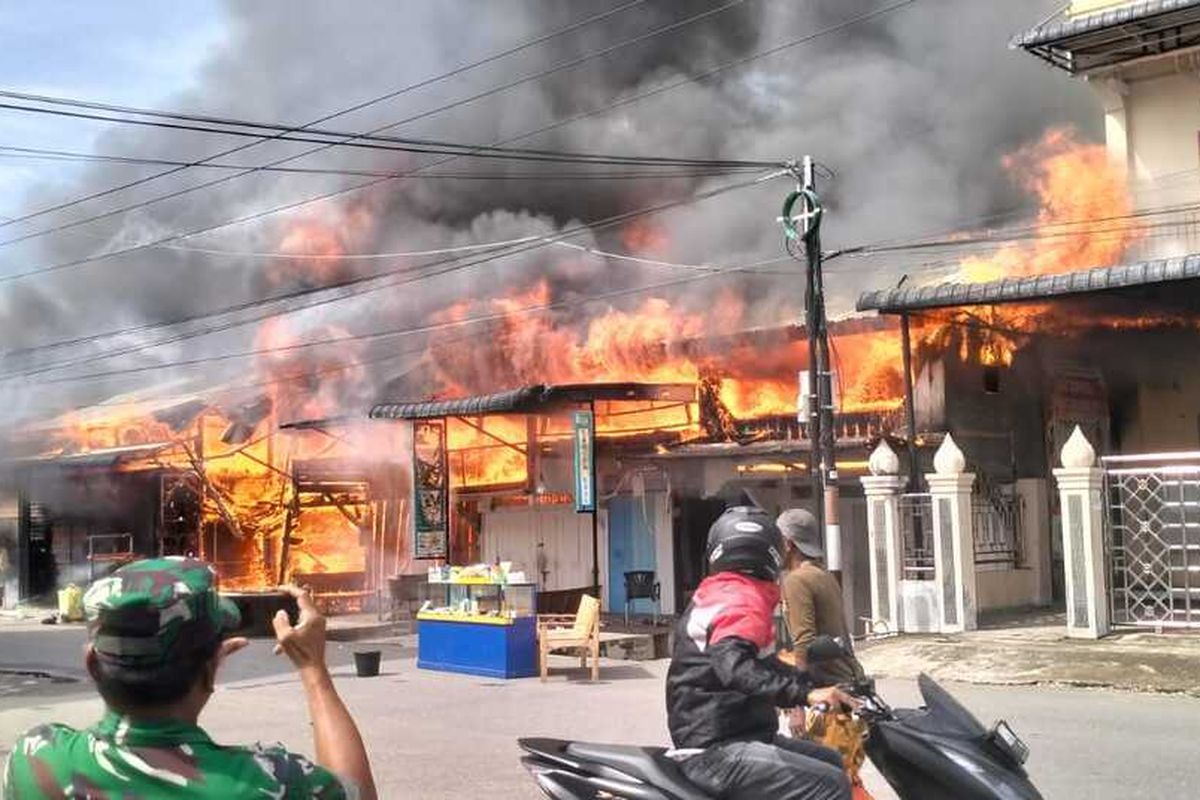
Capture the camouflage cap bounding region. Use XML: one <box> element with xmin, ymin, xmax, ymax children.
<box><xmin>83</xmin><ymin>557</ymin><xmax>241</xmax><ymax>665</ymax></box>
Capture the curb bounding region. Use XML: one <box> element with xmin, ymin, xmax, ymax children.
<box><xmin>327</xmin><ymin>622</ymin><xmax>412</xmax><ymax>642</ymax></box>
<box><xmin>0</xmin><ymin>666</ymin><xmax>83</xmax><ymax>684</ymax></box>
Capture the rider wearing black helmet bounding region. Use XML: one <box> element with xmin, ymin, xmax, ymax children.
<box><xmin>666</xmin><ymin>506</ymin><xmax>856</xmax><ymax>800</ymax></box>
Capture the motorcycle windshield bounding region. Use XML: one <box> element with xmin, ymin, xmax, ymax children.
<box><xmin>917</xmin><ymin>673</ymin><xmax>988</xmax><ymax>738</ymax></box>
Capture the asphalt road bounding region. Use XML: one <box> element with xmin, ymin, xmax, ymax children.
<box><xmin>2</xmin><ymin>622</ymin><xmax>1198</xmax><ymax>799</ymax></box>
<box><xmin>0</xmin><ymin>621</ymin><xmax>410</xmax><ymax>711</ymax></box>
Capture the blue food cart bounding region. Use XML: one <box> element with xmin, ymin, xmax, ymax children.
<box><xmin>416</xmin><ymin>578</ymin><xmax>538</xmax><ymax>679</ymax></box>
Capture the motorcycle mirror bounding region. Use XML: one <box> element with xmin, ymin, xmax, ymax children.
<box><xmin>805</xmin><ymin>635</ymin><xmax>848</xmax><ymax>663</ymax></box>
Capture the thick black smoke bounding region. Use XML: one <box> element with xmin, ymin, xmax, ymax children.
<box><xmin>0</xmin><ymin>0</ymin><xmax>1095</xmax><ymax>425</ymax></box>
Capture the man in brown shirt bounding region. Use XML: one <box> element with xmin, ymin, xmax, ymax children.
<box><xmin>777</xmin><ymin>508</ymin><xmax>858</xmax><ymax>685</ymax></box>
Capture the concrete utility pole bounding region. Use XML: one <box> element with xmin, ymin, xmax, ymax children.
<box><xmin>783</xmin><ymin>156</ymin><xmax>841</xmax><ymax>578</ymax></box>
<box><xmin>804</xmin><ymin>157</ymin><xmax>841</xmax><ymax>578</ymax></box>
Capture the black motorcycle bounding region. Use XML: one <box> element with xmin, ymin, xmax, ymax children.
<box><xmin>518</xmin><ymin>637</ymin><xmax>1042</xmax><ymax>800</ymax></box>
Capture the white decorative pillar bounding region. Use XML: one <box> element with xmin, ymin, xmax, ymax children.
<box><xmin>926</xmin><ymin>435</ymin><xmax>977</xmax><ymax>633</ymax></box>
<box><xmin>1053</xmin><ymin>426</ymin><xmax>1110</xmax><ymax>639</ymax></box>
<box><xmin>861</xmin><ymin>440</ymin><xmax>904</xmax><ymax>634</ymax></box>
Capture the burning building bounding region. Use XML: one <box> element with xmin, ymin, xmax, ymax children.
<box><xmin>0</xmin><ymin>383</ymin><xmax>410</xmax><ymax>612</ymax></box>
<box><xmin>367</xmin><ymin>310</ymin><xmax>906</xmax><ymax>624</ymax></box>
<box><xmin>838</xmin><ymin>0</ymin><xmax>1200</xmax><ymax>630</ymax></box>
<box><xmin>1</xmin><ymin>1</ymin><xmax>1167</xmax><ymax>628</ymax></box>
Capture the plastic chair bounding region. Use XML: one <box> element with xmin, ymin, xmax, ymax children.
<box><xmin>623</xmin><ymin>570</ymin><xmax>661</xmax><ymax>627</ymax></box>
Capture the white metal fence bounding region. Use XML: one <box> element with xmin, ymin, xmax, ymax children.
<box><xmin>899</xmin><ymin>487</ymin><xmax>1022</xmax><ymax>580</ymax></box>
<box><xmin>1103</xmin><ymin>452</ymin><xmax>1200</xmax><ymax>629</ymax></box>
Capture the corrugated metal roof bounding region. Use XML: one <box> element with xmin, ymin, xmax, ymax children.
<box><xmin>1012</xmin><ymin>1</ymin><xmax>1200</xmax><ymax>73</ymax></box>
<box><xmin>15</xmin><ymin>442</ymin><xmax>174</xmax><ymax>468</ymax></box>
<box><xmin>369</xmin><ymin>382</ymin><xmax>696</xmax><ymax>421</ymax></box>
<box><xmin>370</xmin><ymin>386</ymin><xmax>546</xmax><ymax>421</ymax></box>
<box><xmin>1013</xmin><ymin>1</ymin><xmax>1200</xmax><ymax>47</ymax></box>
<box><xmin>856</xmin><ymin>254</ymin><xmax>1200</xmax><ymax>313</ymax></box>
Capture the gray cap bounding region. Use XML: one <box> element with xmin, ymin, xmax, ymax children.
<box><xmin>776</xmin><ymin>508</ymin><xmax>823</xmax><ymax>560</ymax></box>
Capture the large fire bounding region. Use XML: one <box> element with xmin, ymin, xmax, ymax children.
<box><xmin>22</xmin><ymin>126</ymin><xmax>1155</xmax><ymax>596</ymax></box>
<box><xmin>918</xmin><ymin>128</ymin><xmax>1150</xmax><ymax>367</ymax></box>
<box><xmin>957</xmin><ymin>128</ymin><xmax>1136</xmax><ymax>283</ymax></box>
<box><xmin>430</xmin><ymin>282</ymin><xmax>904</xmax><ymax>423</ymax></box>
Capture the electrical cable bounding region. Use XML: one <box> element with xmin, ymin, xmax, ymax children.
<box><xmin>0</xmin><ymin>100</ymin><xmax>778</xmax><ymax>169</ymax></box>
<box><xmin>0</xmin><ymin>0</ymin><xmax>909</xmax><ymax>287</ymax></box>
<box><xmin>0</xmin><ymin>95</ymin><xmax>772</xmax><ymax>170</ymax></box>
<box><xmin>0</xmin><ymin>174</ymin><xmax>772</xmax><ymax>379</ymax></box>
<box><xmin>0</xmin><ymin>0</ymin><xmax>760</xmax><ymax>256</ymax></box>
<box><xmin>3</xmin><ymin>171</ymin><xmax>772</xmax><ymax>363</ymax></box>
<box><xmin>2</xmin><ymin>0</ymin><xmax>919</xmax><ymax>368</ymax></box>
<box><xmin>0</xmin><ymin>144</ymin><xmax>757</xmax><ymax>181</ymax></box>
<box><xmin>0</xmin><ymin>0</ymin><xmax>651</xmax><ymax>232</ymax></box>
<box><xmin>24</xmin><ymin>253</ymin><xmax>794</xmax><ymax>387</ymax></box>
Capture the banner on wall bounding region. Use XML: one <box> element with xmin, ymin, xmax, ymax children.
<box><xmin>573</xmin><ymin>410</ymin><xmax>596</xmax><ymax>513</ymax></box>
<box><xmin>412</xmin><ymin>419</ymin><xmax>449</xmax><ymax>559</ymax></box>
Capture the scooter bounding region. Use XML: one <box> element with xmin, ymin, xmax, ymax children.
<box><xmin>518</xmin><ymin>636</ymin><xmax>1043</xmax><ymax>800</ymax></box>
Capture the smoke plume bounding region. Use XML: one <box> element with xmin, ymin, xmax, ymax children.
<box><xmin>0</xmin><ymin>0</ymin><xmax>1095</xmax><ymax>426</ymax></box>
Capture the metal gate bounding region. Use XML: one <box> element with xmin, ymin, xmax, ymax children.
<box><xmin>1103</xmin><ymin>453</ymin><xmax>1200</xmax><ymax>629</ymax></box>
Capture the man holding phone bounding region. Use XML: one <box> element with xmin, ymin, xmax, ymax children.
<box><xmin>2</xmin><ymin>557</ymin><xmax>377</xmax><ymax>799</ymax></box>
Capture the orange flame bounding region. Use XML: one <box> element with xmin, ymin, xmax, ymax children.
<box><xmin>958</xmin><ymin>128</ymin><xmax>1136</xmax><ymax>284</ymax></box>
<box><xmin>920</xmin><ymin>128</ymin><xmax>1144</xmax><ymax>368</ymax></box>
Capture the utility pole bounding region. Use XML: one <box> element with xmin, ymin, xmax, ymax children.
<box><xmin>781</xmin><ymin>156</ymin><xmax>841</xmax><ymax>579</ymax></box>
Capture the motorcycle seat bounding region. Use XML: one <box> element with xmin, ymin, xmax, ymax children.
<box><xmin>565</xmin><ymin>741</ymin><xmax>710</xmax><ymax>800</ymax></box>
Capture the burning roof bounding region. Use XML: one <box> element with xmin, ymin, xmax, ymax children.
<box><xmin>369</xmin><ymin>382</ymin><xmax>695</xmax><ymax>421</ymax></box>
<box><xmin>857</xmin><ymin>254</ymin><xmax>1200</xmax><ymax>313</ymax></box>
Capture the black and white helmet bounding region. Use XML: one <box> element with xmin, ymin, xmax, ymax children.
<box><xmin>705</xmin><ymin>506</ymin><xmax>785</xmax><ymax>581</ymax></box>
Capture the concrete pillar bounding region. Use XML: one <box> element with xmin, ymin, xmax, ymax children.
<box><xmin>1094</xmin><ymin>78</ymin><xmax>1132</xmax><ymax>178</ymax></box>
<box><xmin>926</xmin><ymin>434</ymin><xmax>977</xmax><ymax>633</ymax></box>
<box><xmin>1053</xmin><ymin>426</ymin><xmax>1110</xmax><ymax>639</ymax></box>
<box><xmin>860</xmin><ymin>440</ymin><xmax>904</xmax><ymax>634</ymax></box>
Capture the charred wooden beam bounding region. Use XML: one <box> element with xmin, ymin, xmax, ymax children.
<box><xmin>180</xmin><ymin>442</ymin><xmax>245</xmax><ymax>540</ymax></box>
<box><xmin>698</xmin><ymin>367</ymin><xmax>739</xmax><ymax>442</ymax></box>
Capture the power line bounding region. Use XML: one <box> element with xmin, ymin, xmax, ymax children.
<box><xmin>0</xmin><ymin>95</ymin><xmax>772</xmax><ymax>170</ymax></box>
<box><xmin>0</xmin><ymin>144</ymin><xmax>757</xmax><ymax>181</ymax></box>
<box><xmin>0</xmin><ymin>98</ymin><xmax>776</xmax><ymax>255</ymax></box>
<box><xmin>0</xmin><ymin>100</ymin><xmax>777</xmax><ymax>170</ymax></box>
<box><xmin>26</xmin><ymin>254</ymin><xmax>794</xmax><ymax>387</ymax></box>
<box><xmin>0</xmin><ymin>0</ymin><xmax>757</xmax><ymax>258</ymax></box>
<box><xmin>827</xmin><ymin>195</ymin><xmax>1200</xmax><ymax>261</ymax></box>
<box><xmin>3</xmin><ymin>0</ymin><xmax>918</xmax><ymax>361</ymax></box>
<box><xmin>0</xmin><ymin>174</ymin><xmax>772</xmax><ymax>379</ymax></box>
<box><xmin>0</xmin><ymin>0</ymin><xmax>650</xmax><ymax>232</ymax></box>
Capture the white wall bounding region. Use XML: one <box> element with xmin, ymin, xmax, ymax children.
<box><xmin>480</xmin><ymin>504</ymin><xmax>608</xmax><ymax>595</ymax></box>
<box><xmin>976</xmin><ymin>569</ymin><xmax>1042</xmax><ymax>611</ymax></box>
<box><xmin>649</xmin><ymin>492</ymin><xmax>675</xmax><ymax>616</ymax></box>
<box><xmin>1123</xmin><ymin>373</ymin><xmax>1200</xmax><ymax>452</ymax></box>
<box><xmin>1102</xmin><ymin>68</ymin><xmax>1200</xmax><ymax>259</ymax></box>
<box><xmin>480</xmin><ymin>493</ymin><xmax>677</xmax><ymax>615</ymax></box>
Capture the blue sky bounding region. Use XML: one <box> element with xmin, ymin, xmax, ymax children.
<box><xmin>0</xmin><ymin>0</ymin><xmax>227</xmax><ymax>217</ymax></box>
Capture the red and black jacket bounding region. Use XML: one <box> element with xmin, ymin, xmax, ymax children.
<box><xmin>666</xmin><ymin>572</ymin><xmax>815</xmax><ymax>749</ymax></box>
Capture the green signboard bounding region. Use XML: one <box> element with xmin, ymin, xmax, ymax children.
<box><xmin>573</xmin><ymin>410</ymin><xmax>596</xmax><ymax>513</ymax></box>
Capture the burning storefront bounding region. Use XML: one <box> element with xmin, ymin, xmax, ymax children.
<box><xmin>367</xmin><ymin>308</ymin><xmax>909</xmax><ymax>627</ymax></box>
<box><xmin>0</xmin><ymin>268</ymin><xmax>909</xmax><ymax>624</ymax></box>
<box><xmin>0</xmin><ymin>387</ymin><xmax>409</xmax><ymax>612</ymax></box>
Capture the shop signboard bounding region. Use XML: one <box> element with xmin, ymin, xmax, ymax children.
<box><xmin>413</xmin><ymin>419</ymin><xmax>449</xmax><ymax>559</ymax></box>
<box><xmin>573</xmin><ymin>410</ymin><xmax>596</xmax><ymax>513</ymax></box>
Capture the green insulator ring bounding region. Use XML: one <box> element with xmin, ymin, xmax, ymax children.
<box><xmin>781</xmin><ymin>188</ymin><xmax>823</xmax><ymax>242</ymax></box>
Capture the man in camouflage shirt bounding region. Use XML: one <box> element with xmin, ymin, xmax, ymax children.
<box><xmin>2</xmin><ymin>557</ymin><xmax>377</xmax><ymax>799</ymax></box>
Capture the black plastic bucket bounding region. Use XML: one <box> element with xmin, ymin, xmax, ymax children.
<box><xmin>353</xmin><ymin>650</ymin><xmax>381</xmax><ymax>677</ymax></box>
